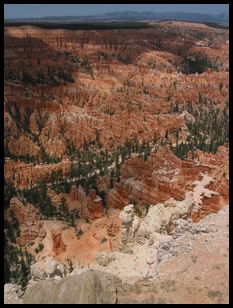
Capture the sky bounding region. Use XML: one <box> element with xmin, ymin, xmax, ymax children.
<box><xmin>4</xmin><ymin>4</ymin><xmax>229</xmax><ymax>19</ymax></box>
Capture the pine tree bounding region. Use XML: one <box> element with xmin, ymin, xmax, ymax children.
<box><xmin>110</xmin><ymin>173</ymin><xmax>114</xmax><ymax>189</ymax></box>
<box><xmin>70</xmin><ymin>214</ymin><xmax>75</xmax><ymax>227</ymax></box>
<box><xmin>20</xmin><ymin>257</ymin><xmax>28</xmax><ymax>289</ymax></box>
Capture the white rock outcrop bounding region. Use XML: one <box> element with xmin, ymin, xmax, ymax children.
<box><xmin>119</xmin><ymin>204</ymin><xmax>138</xmax><ymax>244</ymax></box>
<box><xmin>4</xmin><ymin>283</ymin><xmax>23</xmax><ymax>304</ymax></box>
<box><xmin>119</xmin><ymin>196</ymin><xmax>194</xmax><ymax>247</ymax></box>
<box><xmin>30</xmin><ymin>256</ymin><xmax>67</xmax><ymax>281</ymax></box>
<box><xmin>96</xmin><ymin>252</ymin><xmax>111</xmax><ymax>267</ymax></box>
<box><xmin>100</xmin><ymin>175</ymin><xmax>219</xmax><ymax>282</ymax></box>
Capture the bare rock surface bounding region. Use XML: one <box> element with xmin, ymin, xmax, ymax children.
<box><xmin>96</xmin><ymin>203</ymin><xmax>228</xmax><ymax>301</ymax></box>
<box><xmin>4</xmin><ymin>284</ymin><xmax>23</xmax><ymax>304</ymax></box>
<box><xmin>103</xmin><ymin>205</ymin><xmax>229</xmax><ymax>303</ymax></box>
<box><xmin>23</xmin><ymin>270</ymin><xmax>121</xmax><ymax>304</ymax></box>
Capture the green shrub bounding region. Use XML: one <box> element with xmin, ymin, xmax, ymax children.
<box><xmin>35</xmin><ymin>243</ymin><xmax>44</xmax><ymax>254</ymax></box>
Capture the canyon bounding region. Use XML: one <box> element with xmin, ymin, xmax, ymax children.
<box><xmin>4</xmin><ymin>20</ymin><xmax>229</xmax><ymax>304</ymax></box>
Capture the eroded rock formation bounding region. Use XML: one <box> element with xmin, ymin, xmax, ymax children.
<box><xmin>4</xmin><ymin>21</ymin><xmax>228</xmax><ymax>302</ymax></box>
<box><xmin>7</xmin><ymin>197</ymin><xmax>42</xmax><ymax>245</ymax></box>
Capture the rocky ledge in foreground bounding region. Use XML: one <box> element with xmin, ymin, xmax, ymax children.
<box><xmin>4</xmin><ymin>205</ymin><xmax>228</xmax><ymax>304</ymax></box>
<box><xmin>22</xmin><ymin>270</ymin><xmax>121</xmax><ymax>304</ymax></box>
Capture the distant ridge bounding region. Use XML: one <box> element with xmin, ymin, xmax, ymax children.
<box><xmin>5</xmin><ymin>10</ymin><xmax>229</xmax><ymax>25</ymax></box>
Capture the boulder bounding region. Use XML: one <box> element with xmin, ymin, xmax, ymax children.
<box><xmin>119</xmin><ymin>204</ymin><xmax>134</xmax><ymax>225</ymax></box>
<box><xmin>96</xmin><ymin>252</ymin><xmax>111</xmax><ymax>267</ymax></box>
<box><xmin>146</xmin><ymin>255</ymin><xmax>154</xmax><ymax>265</ymax></box>
<box><xmin>23</xmin><ymin>280</ymin><xmax>55</xmax><ymax>304</ymax></box>
<box><xmin>23</xmin><ymin>270</ymin><xmax>121</xmax><ymax>304</ymax></box>
<box><xmin>30</xmin><ymin>256</ymin><xmax>67</xmax><ymax>281</ymax></box>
